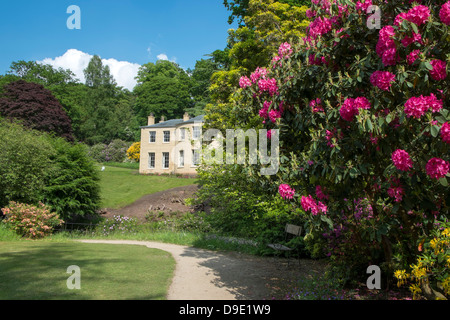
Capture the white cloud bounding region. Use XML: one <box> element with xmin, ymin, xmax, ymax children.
<box><xmin>157</xmin><ymin>53</ymin><xmax>169</xmax><ymax>61</ymax></box>
<box><xmin>157</xmin><ymin>53</ymin><xmax>177</xmax><ymax>63</ymax></box>
<box><xmin>37</xmin><ymin>49</ymin><xmax>141</xmax><ymax>91</ymax></box>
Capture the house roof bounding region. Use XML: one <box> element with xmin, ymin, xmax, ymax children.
<box><xmin>140</xmin><ymin>115</ymin><xmax>205</xmax><ymax>129</ymax></box>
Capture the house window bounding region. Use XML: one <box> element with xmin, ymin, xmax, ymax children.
<box><xmin>193</xmin><ymin>126</ymin><xmax>201</xmax><ymax>140</ymax></box>
<box><xmin>163</xmin><ymin>131</ymin><xmax>170</xmax><ymax>143</ymax></box>
<box><xmin>149</xmin><ymin>131</ymin><xmax>156</xmax><ymax>143</ymax></box>
<box><xmin>148</xmin><ymin>153</ymin><xmax>155</xmax><ymax>169</ymax></box>
<box><xmin>192</xmin><ymin>149</ymin><xmax>200</xmax><ymax>166</ymax></box>
<box><xmin>179</xmin><ymin>150</ymin><xmax>184</xmax><ymax>167</ymax></box>
<box><xmin>179</xmin><ymin>128</ymin><xmax>186</xmax><ymax>141</ymax></box>
<box><xmin>162</xmin><ymin>152</ymin><xmax>170</xmax><ymax>169</ymax></box>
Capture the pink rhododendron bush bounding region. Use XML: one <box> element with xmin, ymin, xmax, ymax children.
<box><xmin>237</xmin><ymin>0</ymin><xmax>449</xmax><ymax>296</ymax></box>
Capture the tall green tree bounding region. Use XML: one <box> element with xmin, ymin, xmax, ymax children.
<box><xmin>133</xmin><ymin>60</ymin><xmax>192</xmax><ymax>124</ymax></box>
<box><xmin>79</xmin><ymin>56</ymin><xmax>138</xmax><ymax>144</ymax></box>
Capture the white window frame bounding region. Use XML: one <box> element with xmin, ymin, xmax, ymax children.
<box><xmin>192</xmin><ymin>149</ymin><xmax>200</xmax><ymax>167</ymax></box>
<box><xmin>179</xmin><ymin>128</ymin><xmax>186</xmax><ymax>141</ymax></box>
<box><xmin>148</xmin><ymin>152</ymin><xmax>155</xmax><ymax>169</ymax></box>
<box><xmin>149</xmin><ymin>131</ymin><xmax>156</xmax><ymax>143</ymax></box>
<box><xmin>163</xmin><ymin>131</ymin><xmax>170</xmax><ymax>143</ymax></box>
<box><xmin>193</xmin><ymin>126</ymin><xmax>201</xmax><ymax>140</ymax></box>
<box><xmin>179</xmin><ymin>150</ymin><xmax>184</xmax><ymax>168</ymax></box>
<box><xmin>162</xmin><ymin>152</ymin><xmax>170</xmax><ymax>169</ymax></box>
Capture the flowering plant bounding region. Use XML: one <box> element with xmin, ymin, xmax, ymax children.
<box><xmin>236</xmin><ymin>0</ymin><xmax>450</xmax><ymax>285</ymax></box>
<box><xmin>1</xmin><ymin>202</ymin><xmax>64</xmax><ymax>239</ymax></box>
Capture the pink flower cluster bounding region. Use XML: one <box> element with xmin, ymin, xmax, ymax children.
<box><xmin>401</xmin><ymin>32</ymin><xmax>423</xmax><ymax>47</ymax></box>
<box><xmin>429</xmin><ymin>59</ymin><xmax>447</xmax><ymax>81</ymax></box>
<box><xmin>258</xmin><ymin>78</ymin><xmax>279</xmax><ymax>96</ymax></box>
<box><xmin>310</xmin><ymin>98</ymin><xmax>324</xmax><ymax>113</ymax></box>
<box><xmin>301</xmin><ymin>195</ymin><xmax>327</xmax><ymax>215</ymax></box>
<box><xmin>278</xmin><ymin>42</ymin><xmax>293</xmax><ymax>58</ymax></box>
<box><xmin>440</xmin><ymin>1</ymin><xmax>450</xmax><ymax>25</ymax></box>
<box><xmin>339</xmin><ymin>97</ymin><xmax>371</xmax><ymax>121</ymax></box>
<box><xmin>250</xmin><ymin>67</ymin><xmax>268</xmax><ymax>83</ymax></box>
<box><xmin>441</xmin><ymin>122</ymin><xmax>450</xmax><ymax>144</ymax></box>
<box><xmin>325</xmin><ymin>128</ymin><xmax>343</xmax><ymax>148</ymax></box>
<box><xmin>355</xmin><ymin>0</ymin><xmax>372</xmax><ymax>13</ymax></box>
<box><xmin>391</xmin><ymin>149</ymin><xmax>413</xmax><ymax>171</ymax></box>
<box><xmin>426</xmin><ymin>158</ymin><xmax>449</xmax><ymax>180</ymax></box>
<box><xmin>370</xmin><ymin>71</ymin><xmax>396</xmax><ymax>91</ymax></box>
<box><xmin>316</xmin><ymin>185</ymin><xmax>329</xmax><ymax>201</ymax></box>
<box><xmin>388</xmin><ymin>185</ymin><xmax>405</xmax><ymax>203</ymax></box>
<box><xmin>239</xmin><ymin>76</ymin><xmax>252</xmax><ymax>89</ymax></box>
<box><xmin>279</xmin><ymin>184</ymin><xmax>295</xmax><ymax>200</ymax></box>
<box><xmin>404</xmin><ymin>93</ymin><xmax>443</xmax><ymax>119</ymax></box>
<box><xmin>259</xmin><ymin>101</ymin><xmax>283</xmax><ymax>123</ymax></box>
<box><xmin>387</xmin><ymin>177</ymin><xmax>405</xmax><ymax>203</ymax></box>
<box><xmin>307</xmin><ymin>16</ymin><xmax>333</xmax><ymax>40</ymax></box>
<box><xmin>407</xmin><ymin>50</ymin><xmax>421</xmax><ymax>65</ymax></box>
<box><xmin>376</xmin><ymin>26</ymin><xmax>398</xmax><ymax>66</ymax></box>
<box><xmin>405</xmin><ymin>5</ymin><xmax>430</xmax><ymax>26</ymax></box>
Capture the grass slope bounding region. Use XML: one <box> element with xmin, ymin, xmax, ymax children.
<box><xmin>99</xmin><ymin>165</ymin><xmax>197</xmax><ymax>209</ymax></box>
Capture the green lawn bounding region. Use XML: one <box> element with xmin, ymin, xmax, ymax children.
<box><xmin>0</xmin><ymin>241</ymin><xmax>175</xmax><ymax>300</ymax></box>
<box><xmin>99</xmin><ymin>165</ymin><xmax>198</xmax><ymax>209</ymax></box>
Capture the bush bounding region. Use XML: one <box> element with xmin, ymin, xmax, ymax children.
<box><xmin>89</xmin><ymin>139</ymin><xmax>131</xmax><ymax>163</ymax></box>
<box><xmin>126</xmin><ymin>142</ymin><xmax>140</xmax><ymax>162</ymax></box>
<box><xmin>395</xmin><ymin>220</ymin><xmax>450</xmax><ymax>300</ymax></box>
<box><xmin>230</xmin><ymin>0</ymin><xmax>449</xmax><ymax>286</ymax></box>
<box><xmin>1</xmin><ymin>202</ymin><xmax>64</xmax><ymax>239</ymax></box>
<box><xmin>42</xmin><ymin>137</ymin><xmax>101</xmax><ymax>221</ymax></box>
<box><xmin>0</xmin><ymin>119</ymin><xmax>54</xmax><ymax>209</ymax></box>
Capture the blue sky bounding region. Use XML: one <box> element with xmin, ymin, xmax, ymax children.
<box><xmin>0</xmin><ymin>0</ymin><xmax>237</xmax><ymax>90</ymax></box>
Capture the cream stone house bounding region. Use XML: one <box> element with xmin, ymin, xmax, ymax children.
<box><xmin>139</xmin><ymin>113</ymin><xmax>204</xmax><ymax>176</ymax></box>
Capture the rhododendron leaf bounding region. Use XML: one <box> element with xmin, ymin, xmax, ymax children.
<box><xmin>386</xmin><ymin>114</ymin><xmax>393</xmax><ymax>124</ymax></box>
<box><xmin>424</xmin><ymin>61</ymin><xmax>434</xmax><ymax>71</ymax></box>
<box><xmin>365</xmin><ymin>119</ymin><xmax>373</xmax><ymax>131</ymax></box>
<box><xmin>439</xmin><ymin>177</ymin><xmax>448</xmax><ymax>187</ymax></box>
<box><xmin>435</xmin><ymin>115</ymin><xmax>446</xmax><ymax>124</ymax></box>
<box><xmin>431</xmin><ymin>125</ymin><xmax>440</xmax><ymax>137</ymax></box>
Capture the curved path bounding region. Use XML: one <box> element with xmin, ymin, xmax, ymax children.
<box><xmin>78</xmin><ymin>239</ymin><xmax>325</xmax><ymax>300</ymax></box>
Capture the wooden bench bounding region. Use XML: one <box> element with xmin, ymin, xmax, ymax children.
<box><xmin>267</xmin><ymin>224</ymin><xmax>302</xmax><ymax>266</ymax></box>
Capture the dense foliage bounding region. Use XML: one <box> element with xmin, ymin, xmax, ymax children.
<box><xmin>0</xmin><ymin>119</ymin><xmax>54</xmax><ymax>209</ymax></box>
<box><xmin>1</xmin><ymin>201</ymin><xmax>64</xmax><ymax>239</ymax></box>
<box><xmin>228</xmin><ymin>0</ymin><xmax>450</xmax><ymax>297</ymax></box>
<box><xmin>0</xmin><ymin>80</ymin><xmax>74</xmax><ymax>141</ymax></box>
<box><xmin>0</xmin><ymin>119</ymin><xmax>101</xmax><ymax>221</ymax></box>
<box><xmin>42</xmin><ymin>137</ymin><xmax>101</xmax><ymax>220</ymax></box>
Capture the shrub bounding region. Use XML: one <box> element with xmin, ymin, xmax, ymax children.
<box><xmin>1</xmin><ymin>202</ymin><xmax>64</xmax><ymax>239</ymax></box>
<box><xmin>0</xmin><ymin>119</ymin><xmax>54</xmax><ymax>209</ymax></box>
<box><xmin>88</xmin><ymin>139</ymin><xmax>130</xmax><ymax>163</ymax></box>
<box><xmin>230</xmin><ymin>0</ymin><xmax>449</xmax><ymax>285</ymax></box>
<box><xmin>42</xmin><ymin>137</ymin><xmax>101</xmax><ymax>221</ymax></box>
<box><xmin>126</xmin><ymin>142</ymin><xmax>140</xmax><ymax>162</ymax></box>
<box><xmin>395</xmin><ymin>220</ymin><xmax>450</xmax><ymax>300</ymax></box>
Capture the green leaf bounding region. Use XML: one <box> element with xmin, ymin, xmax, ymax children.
<box><xmin>411</xmin><ymin>22</ymin><xmax>419</xmax><ymax>34</ymax></box>
<box><xmin>424</xmin><ymin>61</ymin><xmax>434</xmax><ymax>71</ymax></box>
<box><xmin>366</xmin><ymin>118</ymin><xmax>373</xmax><ymax>131</ymax></box>
<box><xmin>439</xmin><ymin>177</ymin><xmax>448</xmax><ymax>187</ymax></box>
<box><xmin>431</xmin><ymin>125</ymin><xmax>440</xmax><ymax>138</ymax></box>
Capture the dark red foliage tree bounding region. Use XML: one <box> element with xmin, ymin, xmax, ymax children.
<box><xmin>0</xmin><ymin>80</ymin><xmax>74</xmax><ymax>141</ymax></box>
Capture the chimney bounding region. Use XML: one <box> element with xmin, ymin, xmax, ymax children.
<box><xmin>148</xmin><ymin>114</ymin><xmax>155</xmax><ymax>126</ymax></box>
<box><xmin>183</xmin><ymin>112</ymin><xmax>190</xmax><ymax>122</ymax></box>
<box><xmin>159</xmin><ymin>116</ymin><xmax>165</xmax><ymax>123</ymax></box>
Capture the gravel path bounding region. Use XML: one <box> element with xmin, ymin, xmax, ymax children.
<box><xmin>78</xmin><ymin>239</ymin><xmax>326</xmax><ymax>300</ymax></box>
